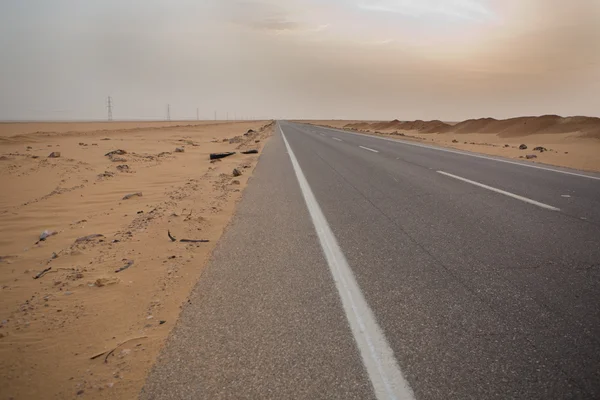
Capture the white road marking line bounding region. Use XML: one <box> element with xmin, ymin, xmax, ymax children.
<box><xmin>313</xmin><ymin>126</ymin><xmax>600</xmax><ymax>181</ymax></box>
<box><xmin>437</xmin><ymin>171</ymin><xmax>560</xmax><ymax>211</ymax></box>
<box><xmin>332</xmin><ymin>137</ymin><xmax>343</xmax><ymax>142</ymax></box>
<box><xmin>360</xmin><ymin>145</ymin><xmax>379</xmax><ymax>153</ymax></box>
<box><xmin>280</xmin><ymin>126</ymin><xmax>414</xmax><ymax>400</ymax></box>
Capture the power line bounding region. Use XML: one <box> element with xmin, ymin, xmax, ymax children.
<box><xmin>107</xmin><ymin>96</ymin><xmax>113</xmax><ymax>121</ymax></box>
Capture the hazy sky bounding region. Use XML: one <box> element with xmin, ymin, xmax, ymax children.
<box><xmin>1</xmin><ymin>0</ymin><xmax>599</xmax><ymax>121</ymax></box>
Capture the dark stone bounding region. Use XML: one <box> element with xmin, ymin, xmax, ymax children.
<box><xmin>519</xmin><ymin>144</ymin><xmax>527</xmax><ymax>150</ymax></box>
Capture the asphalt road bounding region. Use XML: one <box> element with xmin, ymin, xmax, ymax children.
<box><xmin>141</xmin><ymin>121</ymin><xmax>600</xmax><ymax>399</ymax></box>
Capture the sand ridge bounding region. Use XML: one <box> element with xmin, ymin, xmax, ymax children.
<box><xmin>0</xmin><ymin>120</ymin><xmax>273</xmax><ymax>399</ymax></box>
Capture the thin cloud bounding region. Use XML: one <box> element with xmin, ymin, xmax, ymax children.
<box><xmin>358</xmin><ymin>0</ymin><xmax>493</xmax><ymax>21</ymax></box>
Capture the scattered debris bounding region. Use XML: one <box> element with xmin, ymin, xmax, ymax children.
<box><xmin>137</xmin><ymin>210</ymin><xmax>144</xmax><ymax>214</ymax></box>
<box><xmin>504</xmin><ymin>144</ymin><xmax>510</xmax><ymax>147</ymax></box>
<box><xmin>168</xmin><ymin>230</ymin><xmax>177</xmax><ymax>242</ymax></box>
<box><xmin>175</xmin><ymin>147</ymin><xmax>185</xmax><ymax>153</ymax></box>
<box><xmin>231</xmin><ymin>180</ymin><xmax>240</xmax><ymax>185</ymax></box>
<box><xmin>519</xmin><ymin>144</ymin><xmax>527</xmax><ymax>150</ymax></box>
<box><xmin>51</xmin><ymin>252</ymin><xmax>58</xmax><ymax>260</ymax></box>
<box><xmin>526</xmin><ymin>154</ymin><xmax>537</xmax><ymax>159</ymax></box>
<box><xmin>533</xmin><ymin>146</ymin><xmax>547</xmax><ymax>152</ymax></box>
<box><xmin>78</xmin><ymin>142</ymin><xmax>87</xmax><ymax>146</ymax></box>
<box><xmin>92</xmin><ymin>336</ymin><xmax>148</xmax><ymax>363</ymax></box>
<box><xmin>210</xmin><ymin>152</ymin><xmax>236</xmax><ymax>160</ymax></box>
<box><xmin>94</xmin><ymin>277</ymin><xmax>118</xmax><ymax>287</ymax></box>
<box><xmin>241</xmin><ymin>149</ymin><xmax>259</xmax><ymax>155</ymax></box>
<box><xmin>168</xmin><ymin>230</ymin><xmax>209</xmax><ymax>243</ymax></box>
<box><xmin>98</xmin><ymin>171</ymin><xmax>115</xmax><ymax>179</ymax></box>
<box><xmin>452</xmin><ymin>139</ymin><xmax>458</xmax><ymax>143</ymax></box>
<box><xmin>105</xmin><ymin>149</ymin><xmax>127</xmax><ymax>157</ymax></box>
<box><xmin>116</xmin><ymin>164</ymin><xmax>129</xmax><ymax>172</ymax></box>
<box><xmin>110</xmin><ymin>156</ymin><xmax>127</xmax><ymax>162</ymax></box>
<box><xmin>245</xmin><ymin>129</ymin><xmax>255</xmax><ymax>135</ymax></box>
<box><xmin>39</xmin><ymin>230</ymin><xmax>58</xmax><ymax>242</ymax></box>
<box><xmin>232</xmin><ymin>168</ymin><xmax>242</xmax><ymax>177</ymax></box>
<box><xmin>48</xmin><ymin>152</ymin><xmax>61</xmax><ymax>158</ymax></box>
<box><xmin>33</xmin><ymin>267</ymin><xmax>52</xmax><ymax>279</ymax></box>
<box><xmin>122</xmin><ymin>192</ymin><xmax>142</xmax><ymax>200</ymax></box>
<box><xmin>159</xmin><ymin>320</ymin><xmax>166</xmax><ymax>325</ymax></box>
<box><xmin>255</xmin><ymin>140</ymin><xmax>260</xmax><ymax>143</ymax></box>
<box><xmin>75</xmin><ymin>234</ymin><xmax>104</xmax><ymax>243</ymax></box>
<box><xmin>115</xmin><ymin>259</ymin><xmax>134</xmax><ymax>273</ymax></box>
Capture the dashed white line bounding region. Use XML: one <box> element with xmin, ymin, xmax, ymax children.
<box><xmin>281</xmin><ymin>125</ymin><xmax>414</xmax><ymax>400</ymax></box>
<box><xmin>332</xmin><ymin>137</ymin><xmax>343</xmax><ymax>142</ymax></box>
<box><xmin>359</xmin><ymin>146</ymin><xmax>379</xmax><ymax>153</ymax></box>
<box><xmin>314</xmin><ymin>125</ymin><xmax>600</xmax><ymax>181</ymax></box>
<box><xmin>437</xmin><ymin>171</ymin><xmax>560</xmax><ymax>211</ymax></box>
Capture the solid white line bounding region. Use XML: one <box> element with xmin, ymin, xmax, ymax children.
<box><xmin>332</xmin><ymin>137</ymin><xmax>343</xmax><ymax>142</ymax></box>
<box><xmin>315</xmin><ymin>126</ymin><xmax>600</xmax><ymax>181</ymax></box>
<box><xmin>360</xmin><ymin>145</ymin><xmax>379</xmax><ymax>153</ymax></box>
<box><xmin>437</xmin><ymin>171</ymin><xmax>561</xmax><ymax>211</ymax></box>
<box><xmin>280</xmin><ymin>126</ymin><xmax>414</xmax><ymax>400</ymax></box>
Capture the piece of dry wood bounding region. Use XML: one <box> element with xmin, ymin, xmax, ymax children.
<box><xmin>100</xmin><ymin>336</ymin><xmax>148</xmax><ymax>363</ymax></box>
<box><xmin>115</xmin><ymin>259</ymin><xmax>134</xmax><ymax>273</ymax></box>
<box><xmin>168</xmin><ymin>230</ymin><xmax>177</xmax><ymax>242</ymax></box>
<box><xmin>209</xmin><ymin>152</ymin><xmax>236</xmax><ymax>160</ymax></box>
<box><xmin>33</xmin><ymin>267</ymin><xmax>52</xmax><ymax>279</ymax></box>
<box><xmin>180</xmin><ymin>239</ymin><xmax>210</xmax><ymax>243</ymax></box>
<box><xmin>75</xmin><ymin>234</ymin><xmax>104</xmax><ymax>243</ymax></box>
<box><xmin>122</xmin><ymin>192</ymin><xmax>142</xmax><ymax>200</ymax></box>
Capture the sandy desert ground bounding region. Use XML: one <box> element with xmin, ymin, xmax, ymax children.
<box><xmin>304</xmin><ymin>116</ymin><xmax>600</xmax><ymax>172</ymax></box>
<box><xmin>0</xmin><ymin>120</ymin><xmax>273</xmax><ymax>399</ymax></box>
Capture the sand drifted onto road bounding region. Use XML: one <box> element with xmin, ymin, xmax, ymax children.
<box><xmin>308</xmin><ymin>115</ymin><xmax>600</xmax><ymax>172</ymax></box>
<box><xmin>0</xmin><ymin>120</ymin><xmax>273</xmax><ymax>399</ymax></box>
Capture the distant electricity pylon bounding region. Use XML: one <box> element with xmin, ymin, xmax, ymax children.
<box><xmin>167</xmin><ymin>104</ymin><xmax>171</xmax><ymax>121</ymax></box>
<box><xmin>107</xmin><ymin>96</ymin><xmax>113</xmax><ymax>121</ymax></box>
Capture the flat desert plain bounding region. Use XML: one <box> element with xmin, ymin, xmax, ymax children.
<box><xmin>0</xmin><ymin>120</ymin><xmax>273</xmax><ymax>399</ymax></box>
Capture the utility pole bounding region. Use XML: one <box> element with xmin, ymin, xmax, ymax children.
<box><xmin>196</xmin><ymin>108</ymin><xmax>199</xmax><ymax>121</ymax></box>
<box><xmin>167</xmin><ymin>104</ymin><xmax>171</xmax><ymax>121</ymax></box>
<box><xmin>226</xmin><ymin>112</ymin><xmax>229</xmax><ymax>121</ymax></box>
<box><xmin>214</xmin><ymin>111</ymin><xmax>216</xmax><ymax>121</ymax></box>
<box><xmin>107</xmin><ymin>96</ymin><xmax>113</xmax><ymax>121</ymax></box>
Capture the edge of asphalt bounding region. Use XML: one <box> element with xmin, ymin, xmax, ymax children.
<box><xmin>139</xmin><ymin>123</ymin><xmax>375</xmax><ymax>399</ymax></box>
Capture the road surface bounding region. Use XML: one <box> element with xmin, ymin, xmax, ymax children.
<box><xmin>141</xmin><ymin>121</ymin><xmax>600</xmax><ymax>399</ymax></box>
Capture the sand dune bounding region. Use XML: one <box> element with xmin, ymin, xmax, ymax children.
<box><xmin>341</xmin><ymin>115</ymin><xmax>600</xmax><ymax>138</ymax></box>
<box><xmin>0</xmin><ymin>120</ymin><xmax>273</xmax><ymax>399</ymax></box>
